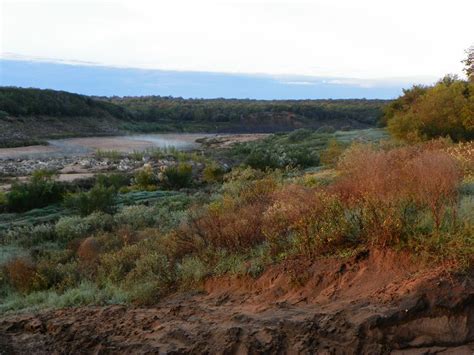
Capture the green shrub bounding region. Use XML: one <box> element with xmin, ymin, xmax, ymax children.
<box><xmin>55</xmin><ymin>216</ymin><xmax>91</xmax><ymax>241</ymax></box>
<box><xmin>98</xmin><ymin>244</ymin><xmax>142</xmax><ymax>284</ymax></box>
<box><xmin>95</xmin><ymin>174</ymin><xmax>130</xmax><ymax>192</ymax></box>
<box><xmin>163</xmin><ymin>163</ymin><xmax>193</xmax><ymax>188</ymax></box>
<box><xmin>133</xmin><ymin>165</ymin><xmax>157</xmax><ymax>189</ymax></box>
<box><xmin>177</xmin><ymin>256</ymin><xmax>209</xmax><ymax>288</ymax></box>
<box><xmin>288</xmin><ymin>128</ymin><xmax>313</xmax><ymax>142</ymax></box>
<box><xmin>320</xmin><ymin>138</ymin><xmax>345</xmax><ymax>166</ymax></box>
<box><xmin>65</xmin><ymin>184</ymin><xmax>116</xmax><ymax>216</ymax></box>
<box><xmin>245</xmin><ymin>146</ymin><xmax>318</xmax><ymax>170</ymax></box>
<box><xmin>55</xmin><ymin>212</ymin><xmax>114</xmax><ymax>242</ymax></box>
<box><xmin>84</xmin><ymin>212</ymin><xmax>115</xmax><ymax>232</ymax></box>
<box><xmin>3</xmin><ymin>223</ymin><xmax>57</xmax><ymax>247</ymax></box>
<box><xmin>213</xmin><ymin>252</ymin><xmax>247</xmax><ymax>276</ymax></box>
<box><xmin>386</xmin><ymin>79</ymin><xmax>474</xmax><ymax>142</ymax></box>
<box><xmin>124</xmin><ymin>252</ymin><xmax>175</xmax><ymax>305</ymax></box>
<box><xmin>203</xmin><ymin>162</ymin><xmax>225</xmax><ymax>183</ymax></box>
<box><xmin>114</xmin><ymin>205</ymin><xmax>157</xmax><ymax>230</ymax></box>
<box><xmin>0</xmin><ymin>191</ymin><xmax>7</xmax><ymax>208</ymax></box>
<box><xmin>6</xmin><ymin>170</ymin><xmax>64</xmax><ymax>212</ymax></box>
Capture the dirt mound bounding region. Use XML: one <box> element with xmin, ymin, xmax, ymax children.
<box><xmin>1</xmin><ymin>250</ymin><xmax>473</xmax><ymax>354</ymax></box>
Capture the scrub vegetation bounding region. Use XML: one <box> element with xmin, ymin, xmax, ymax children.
<box><xmin>0</xmin><ymin>48</ymin><xmax>473</xmax><ymax>314</ymax></box>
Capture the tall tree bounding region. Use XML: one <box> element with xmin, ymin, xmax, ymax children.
<box><xmin>462</xmin><ymin>45</ymin><xmax>474</xmax><ymax>82</ymax></box>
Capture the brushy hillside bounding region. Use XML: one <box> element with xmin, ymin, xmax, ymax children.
<box><xmin>104</xmin><ymin>96</ymin><xmax>388</xmax><ymax>133</ymax></box>
<box><xmin>0</xmin><ymin>87</ymin><xmax>130</xmax><ymax>119</ymax></box>
<box><xmin>0</xmin><ymin>128</ymin><xmax>472</xmax><ymax>313</ymax></box>
<box><xmin>0</xmin><ymin>87</ymin><xmax>388</xmax><ymax>146</ymax></box>
<box><xmin>0</xmin><ymin>87</ymin><xmax>132</xmax><ymax>147</ymax></box>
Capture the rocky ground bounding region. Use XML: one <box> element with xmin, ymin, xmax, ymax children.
<box><xmin>0</xmin><ymin>250</ymin><xmax>472</xmax><ymax>354</ymax></box>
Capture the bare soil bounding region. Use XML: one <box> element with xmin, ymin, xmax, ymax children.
<box><xmin>1</xmin><ymin>250</ymin><xmax>473</xmax><ymax>354</ymax></box>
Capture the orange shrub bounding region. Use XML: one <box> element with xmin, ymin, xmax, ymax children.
<box><xmin>191</xmin><ymin>198</ymin><xmax>267</xmax><ymax>251</ymax></box>
<box><xmin>406</xmin><ymin>150</ymin><xmax>461</xmax><ymax>230</ymax></box>
<box><xmin>334</xmin><ymin>144</ymin><xmax>462</xmax><ymax>245</ymax></box>
<box><xmin>5</xmin><ymin>258</ymin><xmax>44</xmax><ymax>293</ymax></box>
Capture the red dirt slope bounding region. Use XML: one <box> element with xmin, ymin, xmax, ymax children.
<box><xmin>1</xmin><ymin>249</ymin><xmax>473</xmax><ymax>354</ymax></box>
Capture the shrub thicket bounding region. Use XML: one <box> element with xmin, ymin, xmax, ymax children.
<box><xmin>6</xmin><ymin>170</ymin><xmax>64</xmax><ymax>212</ymax></box>
<box><xmin>65</xmin><ymin>184</ymin><xmax>116</xmax><ymax>216</ymax></box>
<box><xmin>385</xmin><ymin>78</ymin><xmax>474</xmax><ymax>142</ymax></box>
<box><xmin>163</xmin><ymin>163</ymin><xmax>193</xmax><ymax>188</ymax></box>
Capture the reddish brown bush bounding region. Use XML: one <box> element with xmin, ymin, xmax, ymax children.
<box><xmin>5</xmin><ymin>258</ymin><xmax>44</xmax><ymax>293</ymax></box>
<box><xmin>333</xmin><ymin>144</ymin><xmax>462</xmax><ymax>245</ymax></box>
<box><xmin>77</xmin><ymin>237</ymin><xmax>101</xmax><ymax>263</ymax></box>
<box><xmin>192</xmin><ymin>199</ymin><xmax>267</xmax><ymax>251</ymax></box>
<box><xmin>406</xmin><ymin>150</ymin><xmax>461</xmax><ymax>230</ymax></box>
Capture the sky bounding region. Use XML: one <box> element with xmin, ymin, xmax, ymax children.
<box><xmin>1</xmin><ymin>0</ymin><xmax>473</xmax><ymax>99</ymax></box>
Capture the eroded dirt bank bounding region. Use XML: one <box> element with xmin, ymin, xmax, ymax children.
<box><xmin>1</xmin><ymin>250</ymin><xmax>473</xmax><ymax>354</ymax></box>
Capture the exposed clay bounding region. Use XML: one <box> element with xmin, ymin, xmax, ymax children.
<box><xmin>1</xmin><ymin>250</ymin><xmax>473</xmax><ymax>354</ymax></box>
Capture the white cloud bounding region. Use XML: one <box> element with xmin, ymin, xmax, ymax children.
<box><xmin>1</xmin><ymin>0</ymin><xmax>472</xmax><ymax>79</ymax></box>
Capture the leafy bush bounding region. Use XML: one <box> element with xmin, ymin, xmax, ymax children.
<box><xmin>163</xmin><ymin>163</ymin><xmax>193</xmax><ymax>189</ymax></box>
<box><xmin>133</xmin><ymin>165</ymin><xmax>157</xmax><ymax>190</ymax></box>
<box><xmin>0</xmin><ymin>191</ymin><xmax>6</xmax><ymax>211</ymax></box>
<box><xmin>65</xmin><ymin>184</ymin><xmax>116</xmax><ymax>216</ymax></box>
<box><xmin>320</xmin><ymin>138</ymin><xmax>345</xmax><ymax>166</ymax></box>
<box><xmin>385</xmin><ymin>79</ymin><xmax>474</xmax><ymax>142</ymax></box>
<box><xmin>203</xmin><ymin>162</ymin><xmax>225</xmax><ymax>183</ymax></box>
<box><xmin>177</xmin><ymin>256</ymin><xmax>209</xmax><ymax>288</ymax></box>
<box><xmin>334</xmin><ymin>143</ymin><xmax>462</xmax><ymax>244</ymax></box>
<box><xmin>55</xmin><ymin>216</ymin><xmax>92</xmax><ymax>241</ymax></box>
<box><xmin>4</xmin><ymin>258</ymin><xmax>45</xmax><ymax>294</ymax></box>
<box><xmin>95</xmin><ymin>174</ymin><xmax>130</xmax><ymax>192</ymax></box>
<box><xmin>6</xmin><ymin>170</ymin><xmax>64</xmax><ymax>212</ymax></box>
<box><xmin>262</xmin><ymin>186</ymin><xmax>350</xmax><ymax>257</ymax></box>
<box><xmin>123</xmin><ymin>252</ymin><xmax>175</xmax><ymax>305</ymax></box>
<box><xmin>287</xmin><ymin>128</ymin><xmax>313</xmax><ymax>142</ymax></box>
<box><xmin>114</xmin><ymin>205</ymin><xmax>157</xmax><ymax>230</ymax></box>
<box><xmin>55</xmin><ymin>212</ymin><xmax>113</xmax><ymax>242</ymax></box>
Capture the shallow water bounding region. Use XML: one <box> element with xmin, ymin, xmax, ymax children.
<box><xmin>0</xmin><ymin>133</ymin><xmax>213</xmax><ymax>159</ymax></box>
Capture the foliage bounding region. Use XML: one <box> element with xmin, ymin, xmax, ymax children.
<box><xmin>95</xmin><ymin>149</ymin><xmax>123</xmax><ymax>161</ymax></box>
<box><xmin>95</xmin><ymin>173</ymin><xmax>130</xmax><ymax>191</ymax></box>
<box><xmin>223</xmin><ymin>129</ymin><xmax>386</xmax><ymax>170</ymax></box>
<box><xmin>114</xmin><ymin>205</ymin><xmax>157</xmax><ymax>230</ymax></box>
<box><xmin>0</xmin><ymin>87</ymin><xmax>130</xmax><ymax>118</ymax></box>
<box><xmin>462</xmin><ymin>45</ymin><xmax>474</xmax><ymax>82</ymax></box>
<box><xmin>133</xmin><ymin>165</ymin><xmax>157</xmax><ymax>190</ymax></box>
<box><xmin>163</xmin><ymin>163</ymin><xmax>193</xmax><ymax>188</ymax></box>
<box><xmin>385</xmin><ymin>79</ymin><xmax>474</xmax><ymax>142</ymax></box>
<box><xmin>106</xmin><ymin>96</ymin><xmax>387</xmax><ymax>128</ymax></box>
<box><xmin>6</xmin><ymin>170</ymin><xmax>64</xmax><ymax>212</ymax></box>
<box><xmin>65</xmin><ymin>184</ymin><xmax>117</xmax><ymax>216</ymax></box>
<box><xmin>0</xmin><ymin>128</ymin><xmax>472</xmax><ymax>313</ymax></box>
<box><xmin>55</xmin><ymin>212</ymin><xmax>113</xmax><ymax>242</ymax></box>
<box><xmin>202</xmin><ymin>162</ymin><xmax>225</xmax><ymax>183</ymax></box>
<box><xmin>320</xmin><ymin>138</ymin><xmax>345</xmax><ymax>166</ymax></box>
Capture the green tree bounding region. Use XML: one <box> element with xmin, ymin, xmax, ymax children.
<box><xmin>462</xmin><ymin>45</ymin><xmax>474</xmax><ymax>82</ymax></box>
<box><xmin>386</xmin><ymin>79</ymin><xmax>474</xmax><ymax>142</ymax></box>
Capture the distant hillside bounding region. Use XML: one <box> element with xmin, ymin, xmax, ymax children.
<box><xmin>104</xmin><ymin>96</ymin><xmax>388</xmax><ymax>133</ymax></box>
<box><xmin>0</xmin><ymin>87</ymin><xmax>389</xmax><ymax>147</ymax></box>
<box><xmin>0</xmin><ymin>87</ymin><xmax>132</xmax><ymax>147</ymax></box>
<box><xmin>0</xmin><ymin>87</ymin><xmax>130</xmax><ymax>119</ymax></box>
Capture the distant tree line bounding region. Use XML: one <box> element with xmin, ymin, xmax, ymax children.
<box><xmin>0</xmin><ymin>86</ymin><xmax>388</xmax><ymax>128</ymax></box>
<box><xmin>0</xmin><ymin>87</ymin><xmax>131</xmax><ymax>119</ymax></box>
<box><xmin>102</xmin><ymin>96</ymin><xmax>387</xmax><ymax>126</ymax></box>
